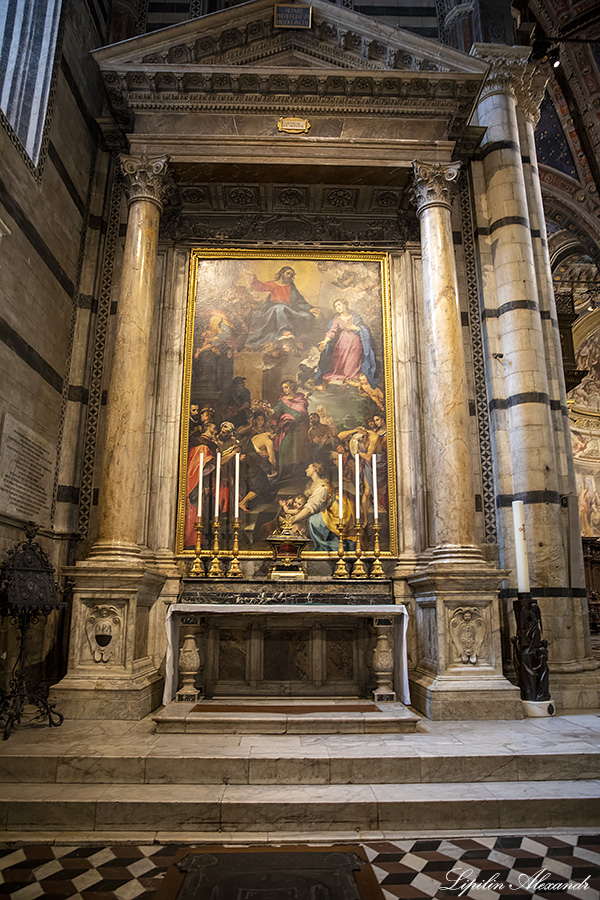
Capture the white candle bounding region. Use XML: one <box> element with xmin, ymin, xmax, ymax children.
<box><xmin>354</xmin><ymin>452</ymin><xmax>360</xmax><ymax>521</ymax></box>
<box><xmin>338</xmin><ymin>453</ymin><xmax>343</xmax><ymax>522</ymax></box>
<box><xmin>512</xmin><ymin>500</ymin><xmax>530</xmax><ymax>593</ymax></box>
<box><xmin>215</xmin><ymin>451</ymin><xmax>221</xmax><ymax>520</ymax></box>
<box><xmin>234</xmin><ymin>452</ymin><xmax>240</xmax><ymax>519</ymax></box>
<box><xmin>197</xmin><ymin>452</ymin><xmax>204</xmax><ymax>520</ymax></box>
<box><xmin>372</xmin><ymin>453</ymin><xmax>378</xmax><ymax>520</ymax></box>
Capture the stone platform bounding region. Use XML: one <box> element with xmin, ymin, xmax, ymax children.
<box><xmin>0</xmin><ymin>708</ymin><xmax>598</xmax><ymax>837</ymax></box>
<box><xmin>154</xmin><ymin>699</ymin><xmax>420</xmax><ymax>734</ymax></box>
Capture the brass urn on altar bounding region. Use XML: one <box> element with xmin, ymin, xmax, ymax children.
<box><xmin>265</xmin><ymin>514</ymin><xmax>311</xmax><ymax>582</ymax></box>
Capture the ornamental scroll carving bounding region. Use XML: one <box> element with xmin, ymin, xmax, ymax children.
<box><xmin>410</xmin><ymin>161</ymin><xmax>461</xmax><ymax>215</ymax></box>
<box><xmin>85</xmin><ymin>605</ymin><xmax>122</xmax><ymax>663</ymax></box>
<box><xmin>119</xmin><ymin>154</ymin><xmax>174</xmax><ymax>210</ymax></box>
<box><xmin>515</xmin><ymin>71</ymin><xmax>548</xmax><ymax>127</ymax></box>
<box><xmin>449</xmin><ymin>607</ymin><xmax>486</xmax><ymax>664</ymax></box>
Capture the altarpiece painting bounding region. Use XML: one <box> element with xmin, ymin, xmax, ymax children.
<box><xmin>176</xmin><ymin>251</ymin><xmax>397</xmax><ymax>557</ymax></box>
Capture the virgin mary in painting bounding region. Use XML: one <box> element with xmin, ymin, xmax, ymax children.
<box><xmin>314</xmin><ymin>297</ymin><xmax>377</xmax><ymax>390</ymax></box>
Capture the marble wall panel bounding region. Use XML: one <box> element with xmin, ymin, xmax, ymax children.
<box><xmin>325</xmin><ymin>627</ymin><xmax>355</xmax><ymax>681</ymax></box>
<box><xmin>218</xmin><ymin>628</ymin><xmax>248</xmax><ymax>681</ymax></box>
<box><xmin>263</xmin><ymin>629</ymin><xmax>310</xmax><ymax>682</ymax></box>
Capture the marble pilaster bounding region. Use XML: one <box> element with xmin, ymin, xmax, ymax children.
<box><xmin>407</xmin><ymin>160</ymin><xmax>521</xmax><ymax>719</ymax></box>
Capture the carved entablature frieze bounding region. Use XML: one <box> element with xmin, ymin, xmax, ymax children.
<box><xmin>120</xmin><ymin>154</ymin><xmax>174</xmax><ymax>210</ymax></box>
<box><xmin>470</xmin><ymin>44</ymin><xmax>531</xmax><ymax>102</ymax></box>
<box><xmin>159</xmin><ymin>210</ymin><xmax>419</xmax><ymax>246</ymax></box>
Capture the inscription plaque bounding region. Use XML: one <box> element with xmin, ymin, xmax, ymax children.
<box><xmin>0</xmin><ymin>413</ymin><xmax>55</xmax><ymax>525</ymax></box>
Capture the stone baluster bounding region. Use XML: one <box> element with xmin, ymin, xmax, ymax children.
<box><xmin>92</xmin><ymin>155</ymin><xmax>172</xmax><ymax>561</ymax></box>
<box><xmin>176</xmin><ymin>625</ymin><xmax>202</xmax><ymax>703</ymax></box>
<box><xmin>410</xmin><ymin>160</ymin><xmax>481</xmax><ymax>563</ymax></box>
<box><xmin>372</xmin><ymin>617</ymin><xmax>396</xmax><ymax>702</ymax></box>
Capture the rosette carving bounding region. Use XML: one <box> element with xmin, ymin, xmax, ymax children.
<box><xmin>119</xmin><ymin>154</ymin><xmax>173</xmax><ymax>210</ymax></box>
<box><xmin>410</xmin><ymin>160</ymin><xmax>461</xmax><ymax>215</ymax></box>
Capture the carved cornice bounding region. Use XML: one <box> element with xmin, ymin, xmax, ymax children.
<box><xmin>120</xmin><ymin>154</ymin><xmax>173</xmax><ymax>209</ymax></box>
<box><xmin>515</xmin><ymin>70</ymin><xmax>548</xmax><ymax>127</ymax></box>
<box><xmin>410</xmin><ymin>160</ymin><xmax>461</xmax><ymax>216</ymax></box>
<box><xmin>470</xmin><ymin>45</ymin><xmax>530</xmax><ymax>101</ymax></box>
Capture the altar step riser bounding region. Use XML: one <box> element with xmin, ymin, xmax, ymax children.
<box><xmin>0</xmin><ymin>753</ymin><xmax>598</xmax><ymax>785</ymax></box>
<box><xmin>0</xmin><ymin>781</ymin><xmax>597</xmax><ymax>832</ymax></box>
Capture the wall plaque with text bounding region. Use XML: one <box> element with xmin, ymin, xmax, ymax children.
<box><xmin>0</xmin><ymin>413</ymin><xmax>55</xmax><ymax>526</ymax></box>
<box><xmin>274</xmin><ymin>4</ymin><xmax>312</xmax><ymax>28</ymax></box>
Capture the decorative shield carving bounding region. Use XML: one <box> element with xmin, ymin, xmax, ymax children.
<box><xmin>449</xmin><ymin>607</ymin><xmax>486</xmax><ymax>664</ymax></box>
<box><xmin>85</xmin><ymin>605</ymin><xmax>122</xmax><ymax>663</ymax></box>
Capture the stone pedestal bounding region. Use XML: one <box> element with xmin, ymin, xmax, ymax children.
<box><xmin>51</xmin><ymin>563</ymin><xmax>165</xmax><ymax>719</ymax></box>
<box><xmin>408</xmin><ymin>556</ymin><xmax>522</xmax><ymax>719</ymax></box>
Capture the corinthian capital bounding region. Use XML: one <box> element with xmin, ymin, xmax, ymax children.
<box><xmin>410</xmin><ymin>161</ymin><xmax>461</xmax><ymax>216</ymax></box>
<box><xmin>470</xmin><ymin>44</ymin><xmax>530</xmax><ymax>101</ymax></box>
<box><xmin>515</xmin><ymin>70</ymin><xmax>549</xmax><ymax>126</ymax></box>
<box><xmin>119</xmin><ymin>154</ymin><xmax>173</xmax><ymax>210</ymax></box>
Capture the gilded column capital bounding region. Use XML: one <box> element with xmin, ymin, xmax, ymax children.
<box><xmin>119</xmin><ymin>154</ymin><xmax>173</xmax><ymax>210</ymax></box>
<box><xmin>515</xmin><ymin>70</ymin><xmax>549</xmax><ymax>126</ymax></box>
<box><xmin>410</xmin><ymin>160</ymin><xmax>461</xmax><ymax>216</ymax></box>
<box><xmin>470</xmin><ymin>45</ymin><xmax>530</xmax><ymax>101</ymax></box>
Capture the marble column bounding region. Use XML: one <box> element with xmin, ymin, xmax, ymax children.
<box><xmin>407</xmin><ymin>161</ymin><xmax>520</xmax><ymax>719</ymax></box>
<box><xmin>410</xmin><ymin>161</ymin><xmax>480</xmax><ymax>562</ymax></box>
<box><xmin>52</xmin><ymin>156</ymin><xmax>172</xmax><ymax>719</ymax></box>
<box><xmin>471</xmin><ymin>47</ymin><xmax>599</xmax><ymax>703</ymax></box>
<box><xmin>93</xmin><ymin>154</ymin><xmax>172</xmax><ymax>561</ymax></box>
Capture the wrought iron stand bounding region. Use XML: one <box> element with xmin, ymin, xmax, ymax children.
<box><xmin>0</xmin><ymin>525</ymin><xmax>66</xmax><ymax>740</ymax></box>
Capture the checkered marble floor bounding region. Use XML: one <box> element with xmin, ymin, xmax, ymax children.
<box><xmin>0</xmin><ymin>834</ymin><xmax>598</xmax><ymax>900</ymax></box>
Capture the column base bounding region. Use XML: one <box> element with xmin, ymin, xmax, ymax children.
<box><xmin>547</xmin><ymin>669</ymin><xmax>600</xmax><ymax>711</ymax></box>
<box><xmin>51</xmin><ymin>560</ymin><xmax>166</xmax><ymax>720</ymax></box>
<box><xmin>409</xmin><ymin>671</ymin><xmax>522</xmax><ymax>720</ymax></box>
<box><xmin>408</xmin><ymin>553</ymin><xmax>521</xmax><ymax>720</ymax></box>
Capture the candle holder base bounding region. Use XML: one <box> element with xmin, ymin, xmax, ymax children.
<box><xmin>227</xmin><ymin>557</ymin><xmax>243</xmax><ymax>578</ymax></box>
<box><xmin>352</xmin><ymin>524</ymin><xmax>367</xmax><ymax>578</ymax></box>
<box><xmin>189</xmin><ymin>557</ymin><xmax>206</xmax><ymax>578</ymax></box>
<box><xmin>370</xmin><ymin>520</ymin><xmax>385</xmax><ymax>578</ymax></box>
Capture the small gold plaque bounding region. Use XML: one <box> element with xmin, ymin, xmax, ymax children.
<box><xmin>277</xmin><ymin>116</ymin><xmax>311</xmax><ymax>134</ymax></box>
<box><xmin>274</xmin><ymin>4</ymin><xmax>312</xmax><ymax>28</ymax></box>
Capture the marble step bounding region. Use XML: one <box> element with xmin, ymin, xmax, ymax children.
<box><xmin>153</xmin><ymin>700</ymin><xmax>420</xmax><ymax>734</ymax></box>
<box><xmin>0</xmin><ymin>780</ymin><xmax>598</xmax><ymax>832</ymax></box>
<box><xmin>0</xmin><ymin>747</ymin><xmax>598</xmax><ymax>785</ymax></box>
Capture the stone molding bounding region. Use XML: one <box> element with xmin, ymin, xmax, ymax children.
<box><xmin>410</xmin><ymin>160</ymin><xmax>461</xmax><ymax>216</ymax></box>
<box><xmin>515</xmin><ymin>70</ymin><xmax>549</xmax><ymax>127</ymax></box>
<box><xmin>470</xmin><ymin>44</ymin><xmax>530</xmax><ymax>101</ymax></box>
<box><xmin>120</xmin><ymin>154</ymin><xmax>173</xmax><ymax>210</ymax></box>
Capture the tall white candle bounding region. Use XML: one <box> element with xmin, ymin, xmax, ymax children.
<box><xmin>512</xmin><ymin>500</ymin><xmax>530</xmax><ymax>593</ymax></box>
<box><xmin>372</xmin><ymin>453</ymin><xmax>378</xmax><ymax>520</ymax></box>
<box><xmin>197</xmin><ymin>452</ymin><xmax>204</xmax><ymax>520</ymax></box>
<box><xmin>354</xmin><ymin>452</ymin><xmax>360</xmax><ymax>521</ymax></box>
<box><xmin>214</xmin><ymin>451</ymin><xmax>221</xmax><ymax>520</ymax></box>
<box><xmin>234</xmin><ymin>452</ymin><xmax>240</xmax><ymax>519</ymax></box>
<box><xmin>338</xmin><ymin>453</ymin><xmax>343</xmax><ymax>522</ymax></box>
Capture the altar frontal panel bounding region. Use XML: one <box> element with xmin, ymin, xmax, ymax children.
<box><xmin>176</xmin><ymin>250</ymin><xmax>396</xmax><ymax>557</ymax></box>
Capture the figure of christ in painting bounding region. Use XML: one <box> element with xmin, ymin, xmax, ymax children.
<box><xmin>278</xmin><ymin>494</ymin><xmax>309</xmax><ymax>534</ymax></box>
<box><xmin>271</xmin><ymin>379</ymin><xmax>310</xmax><ymax>476</ymax></box>
<box><xmin>238</xmin><ymin>427</ymin><xmax>279</xmax><ymax>513</ymax></box>
<box><xmin>184</xmin><ymin>422</ymin><xmax>218</xmax><ymax>547</ymax></box>
<box><xmin>291</xmin><ymin>463</ymin><xmax>355</xmax><ymax>551</ymax></box>
<box><xmin>315</xmin><ymin>297</ymin><xmax>377</xmax><ymax>390</ymax></box>
<box><xmin>245</xmin><ymin>266</ymin><xmax>320</xmax><ymax>350</ymax></box>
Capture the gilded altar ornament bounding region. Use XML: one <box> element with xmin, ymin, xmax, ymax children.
<box><xmin>371</xmin><ymin>520</ymin><xmax>385</xmax><ymax>577</ymax></box>
<box><xmin>277</xmin><ymin>117</ymin><xmax>311</xmax><ymax>134</ymax></box>
<box><xmin>266</xmin><ymin>513</ymin><xmax>311</xmax><ymax>581</ymax></box>
<box><xmin>227</xmin><ymin>518</ymin><xmax>243</xmax><ymax>578</ymax></box>
<box><xmin>208</xmin><ymin>519</ymin><xmax>224</xmax><ymax>578</ymax></box>
<box><xmin>351</xmin><ymin>522</ymin><xmax>367</xmax><ymax>578</ymax></box>
<box><xmin>189</xmin><ymin>519</ymin><xmax>205</xmax><ymax>577</ymax></box>
<box><xmin>333</xmin><ymin>518</ymin><xmax>350</xmax><ymax>578</ymax></box>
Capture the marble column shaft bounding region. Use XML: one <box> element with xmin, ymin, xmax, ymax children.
<box><xmin>411</xmin><ymin>161</ymin><xmax>476</xmax><ymax>551</ymax></box>
<box><xmin>95</xmin><ymin>155</ymin><xmax>171</xmax><ymax>557</ymax></box>
<box><xmin>471</xmin><ymin>46</ymin><xmax>566</xmax><ymax>588</ymax></box>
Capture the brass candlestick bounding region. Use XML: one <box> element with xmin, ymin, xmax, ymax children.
<box><xmin>227</xmin><ymin>517</ymin><xmax>243</xmax><ymax>578</ymax></box>
<box><xmin>352</xmin><ymin>522</ymin><xmax>367</xmax><ymax>578</ymax></box>
<box><xmin>333</xmin><ymin>518</ymin><xmax>350</xmax><ymax>578</ymax></box>
<box><xmin>371</xmin><ymin>519</ymin><xmax>385</xmax><ymax>578</ymax></box>
<box><xmin>208</xmin><ymin>518</ymin><xmax>224</xmax><ymax>578</ymax></box>
<box><xmin>189</xmin><ymin>518</ymin><xmax>205</xmax><ymax>577</ymax></box>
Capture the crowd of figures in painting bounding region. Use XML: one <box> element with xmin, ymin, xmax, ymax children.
<box><xmin>180</xmin><ymin>256</ymin><xmax>392</xmax><ymax>555</ymax></box>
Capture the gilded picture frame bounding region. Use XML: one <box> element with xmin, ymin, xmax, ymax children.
<box><xmin>176</xmin><ymin>250</ymin><xmax>397</xmax><ymax>558</ymax></box>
